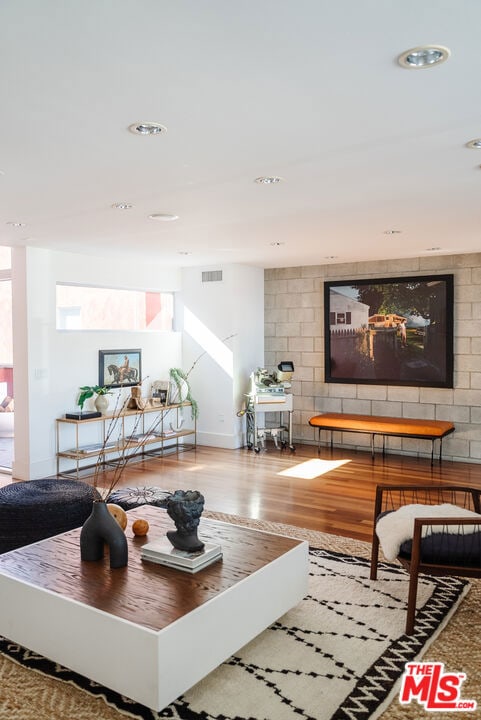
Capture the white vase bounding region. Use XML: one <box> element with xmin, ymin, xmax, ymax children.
<box><xmin>94</xmin><ymin>395</ymin><xmax>109</xmax><ymax>414</ymax></box>
<box><xmin>168</xmin><ymin>378</ymin><xmax>189</xmax><ymax>405</ymax></box>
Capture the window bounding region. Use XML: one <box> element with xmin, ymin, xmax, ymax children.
<box><xmin>56</xmin><ymin>284</ymin><xmax>174</xmax><ymax>331</ymax></box>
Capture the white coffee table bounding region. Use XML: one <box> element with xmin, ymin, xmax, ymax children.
<box><xmin>0</xmin><ymin>505</ymin><xmax>308</xmax><ymax>711</ymax></box>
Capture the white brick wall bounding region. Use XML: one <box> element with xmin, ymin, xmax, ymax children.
<box><xmin>265</xmin><ymin>252</ymin><xmax>481</xmax><ymax>463</ymax></box>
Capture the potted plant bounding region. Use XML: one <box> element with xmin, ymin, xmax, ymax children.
<box><xmin>78</xmin><ymin>385</ymin><xmax>113</xmax><ymax>414</ymax></box>
<box><xmin>168</xmin><ymin>368</ymin><xmax>198</xmax><ymax>419</ymax></box>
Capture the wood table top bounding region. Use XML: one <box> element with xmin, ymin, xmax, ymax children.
<box><xmin>0</xmin><ymin>506</ymin><xmax>305</xmax><ymax>632</ymax></box>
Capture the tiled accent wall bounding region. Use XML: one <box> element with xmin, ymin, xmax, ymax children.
<box><xmin>265</xmin><ymin>253</ymin><xmax>481</xmax><ymax>463</ymax></box>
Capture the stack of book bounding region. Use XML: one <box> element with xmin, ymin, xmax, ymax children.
<box><xmin>140</xmin><ymin>539</ymin><xmax>222</xmax><ymax>573</ymax></box>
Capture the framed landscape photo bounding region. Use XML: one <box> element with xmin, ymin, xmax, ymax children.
<box><xmin>324</xmin><ymin>274</ymin><xmax>454</xmax><ymax>388</ymax></box>
<box><xmin>99</xmin><ymin>349</ymin><xmax>142</xmax><ymax>388</ymax></box>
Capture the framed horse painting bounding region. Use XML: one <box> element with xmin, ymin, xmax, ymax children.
<box><xmin>99</xmin><ymin>349</ymin><xmax>142</xmax><ymax>388</ymax></box>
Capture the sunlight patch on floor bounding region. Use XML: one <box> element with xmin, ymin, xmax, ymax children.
<box><xmin>278</xmin><ymin>458</ymin><xmax>351</xmax><ymax>479</ymax></box>
<box><xmin>249</xmin><ymin>493</ymin><xmax>261</xmax><ymax>518</ymax></box>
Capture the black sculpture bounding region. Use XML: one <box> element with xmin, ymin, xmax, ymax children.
<box><xmin>80</xmin><ymin>500</ymin><xmax>128</xmax><ymax>569</ymax></box>
<box><xmin>166</xmin><ymin>490</ymin><xmax>205</xmax><ymax>552</ymax></box>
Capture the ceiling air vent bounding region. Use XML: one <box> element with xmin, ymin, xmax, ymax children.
<box><xmin>202</xmin><ymin>270</ymin><xmax>223</xmax><ymax>283</ymax></box>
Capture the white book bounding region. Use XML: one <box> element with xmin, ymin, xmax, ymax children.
<box><xmin>141</xmin><ymin>540</ymin><xmax>222</xmax><ymax>569</ymax></box>
<box><xmin>141</xmin><ymin>550</ymin><xmax>222</xmax><ymax>573</ymax></box>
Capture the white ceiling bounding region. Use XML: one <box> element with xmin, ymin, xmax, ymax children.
<box><xmin>2</xmin><ymin>1</ymin><xmax>481</xmax><ymax>269</ymax></box>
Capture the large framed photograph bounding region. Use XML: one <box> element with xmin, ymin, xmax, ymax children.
<box><xmin>99</xmin><ymin>349</ymin><xmax>142</xmax><ymax>388</ymax></box>
<box><xmin>324</xmin><ymin>274</ymin><xmax>454</xmax><ymax>388</ymax></box>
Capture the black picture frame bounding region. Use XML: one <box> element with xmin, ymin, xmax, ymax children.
<box><xmin>99</xmin><ymin>349</ymin><xmax>142</xmax><ymax>388</ymax></box>
<box><xmin>324</xmin><ymin>274</ymin><xmax>454</xmax><ymax>388</ymax></box>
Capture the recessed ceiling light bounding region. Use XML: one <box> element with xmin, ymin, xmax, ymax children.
<box><xmin>148</xmin><ymin>213</ymin><xmax>179</xmax><ymax>222</ymax></box>
<box><xmin>128</xmin><ymin>122</ymin><xmax>167</xmax><ymax>136</ymax></box>
<box><xmin>270</xmin><ymin>241</ymin><xmax>285</xmax><ymax>246</ymax></box>
<box><xmin>112</xmin><ymin>202</ymin><xmax>133</xmax><ymax>210</ymax></box>
<box><xmin>466</xmin><ymin>139</ymin><xmax>481</xmax><ymax>149</ymax></box>
<box><xmin>398</xmin><ymin>45</ymin><xmax>450</xmax><ymax>69</ymax></box>
<box><xmin>254</xmin><ymin>176</ymin><xmax>284</xmax><ymax>184</ymax></box>
<box><xmin>6</xmin><ymin>221</ymin><xmax>26</xmax><ymax>227</ymax></box>
<box><xmin>383</xmin><ymin>229</ymin><xmax>402</xmax><ymax>235</ymax></box>
<box><xmin>178</xmin><ymin>251</ymin><xmax>192</xmax><ymax>256</ymax></box>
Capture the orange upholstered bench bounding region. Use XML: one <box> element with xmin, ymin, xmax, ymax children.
<box><xmin>308</xmin><ymin>413</ymin><xmax>455</xmax><ymax>464</ymax></box>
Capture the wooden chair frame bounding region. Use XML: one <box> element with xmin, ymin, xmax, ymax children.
<box><xmin>370</xmin><ymin>484</ymin><xmax>481</xmax><ymax>634</ymax></box>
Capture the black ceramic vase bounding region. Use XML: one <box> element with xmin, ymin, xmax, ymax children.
<box><xmin>80</xmin><ymin>500</ymin><xmax>128</xmax><ymax>569</ymax></box>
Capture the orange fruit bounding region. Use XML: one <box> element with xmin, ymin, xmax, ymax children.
<box><xmin>132</xmin><ymin>518</ymin><xmax>149</xmax><ymax>536</ymax></box>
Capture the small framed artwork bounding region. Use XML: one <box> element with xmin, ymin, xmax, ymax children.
<box><xmin>152</xmin><ymin>380</ymin><xmax>169</xmax><ymax>405</ymax></box>
<box><xmin>99</xmin><ymin>349</ymin><xmax>142</xmax><ymax>388</ymax></box>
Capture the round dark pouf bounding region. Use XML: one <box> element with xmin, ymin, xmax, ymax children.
<box><xmin>0</xmin><ymin>478</ymin><xmax>99</xmax><ymax>554</ymax></box>
<box><xmin>107</xmin><ymin>486</ymin><xmax>171</xmax><ymax>511</ymax></box>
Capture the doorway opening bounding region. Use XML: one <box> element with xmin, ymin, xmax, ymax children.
<box><xmin>0</xmin><ymin>247</ymin><xmax>13</xmax><ymax>472</ymax></box>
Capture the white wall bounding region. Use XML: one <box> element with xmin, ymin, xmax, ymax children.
<box><xmin>180</xmin><ymin>264</ymin><xmax>264</xmax><ymax>448</ymax></box>
<box><xmin>265</xmin><ymin>253</ymin><xmax>481</xmax><ymax>463</ymax></box>
<box><xmin>12</xmin><ymin>247</ymin><xmax>182</xmax><ymax>480</ymax></box>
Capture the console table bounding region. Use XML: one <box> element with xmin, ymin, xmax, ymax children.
<box><xmin>56</xmin><ymin>402</ymin><xmax>196</xmax><ymax>478</ymax></box>
<box><xmin>0</xmin><ymin>506</ymin><xmax>308</xmax><ymax>711</ymax></box>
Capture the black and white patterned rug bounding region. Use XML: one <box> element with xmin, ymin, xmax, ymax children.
<box><xmin>0</xmin><ymin>547</ymin><xmax>468</xmax><ymax>720</ymax></box>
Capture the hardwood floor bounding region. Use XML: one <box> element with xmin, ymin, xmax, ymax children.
<box><xmin>95</xmin><ymin>443</ymin><xmax>481</xmax><ymax>543</ymax></box>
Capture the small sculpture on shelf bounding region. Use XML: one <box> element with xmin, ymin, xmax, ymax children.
<box><xmin>166</xmin><ymin>489</ymin><xmax>205</xmax><ymax>552</ymax></box>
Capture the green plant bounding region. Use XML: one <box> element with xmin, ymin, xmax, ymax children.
<box><xmin>77</xmin><ymin>385</ymin><xmax>112</xmax><ymax>410</ymax></box>
<box><xmin>169</xmin><ymin>367</ymin><xmax>198</xmax><ymax>419</ymax></box>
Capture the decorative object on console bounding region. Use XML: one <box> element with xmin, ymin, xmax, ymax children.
<box><xmin>125</xmin><ymin>384</ymin><xmax>166</xmax><ymax>411</ymax></box>
<box><xmin>65</xmin><ymin>410</ymin><xmax>102</xmax><ymax>420</ymax></box>
<box><xmin>152</xmin><ymin>380</ymin><xmax>169</xmax><ymax>405</ymax></box>
<box><xmin>168</xmin><ymin>367</ymin><xmax>198</xmax><ymax>419</ymax></box>
<box><xmin>125</xmin><ymin>383</ymin><xmax>146</xmax><ymax>410</ymax></box>
<box><xmin>80</xmin><ymin>499</ymin><xmax>128</xmax><ymax>569</ymax></box>
<box><xmin>74</xmin><ymin>384</ymin><xmax>112</xmax><ymax>417</ymax></box>
<box><xmin>166</xmin><ymin>489</ymin><xmax>205</xmax><ymax>551</ymax></box>
<box><xmin>94</xmin><ymin>392</ymin><xmax>110</xmax><ymax>414</ymax></box>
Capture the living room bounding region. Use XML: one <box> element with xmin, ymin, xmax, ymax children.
<box><xmin>9</xmin><ymin>246</ymin><xmax>481</xmax><ymax>482</ymax></box>
<box><xmin>1</xmin><ymin>2</ymin><xmax>481</xmax><ymax>719</ymax></box>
